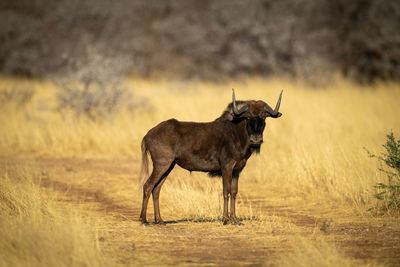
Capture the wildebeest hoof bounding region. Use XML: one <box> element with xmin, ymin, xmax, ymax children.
<box><xmin>139</xmin><ymin>217</ymin><xmax>148</xmax><ymax>224</ymax></box>
<box><xmin>155</xmin><ymin>221</ymin><xmax>166</xmax><ymax>226</ymax></box>
<box><xmin>139</xmin><ymin>218</ymin><xmax>150</xmax><ymax>226</ymax></box>
<box><xmin>223</xmin><ymin>217</ymin><xmax>231</xmax><ymax>225</ymax></box>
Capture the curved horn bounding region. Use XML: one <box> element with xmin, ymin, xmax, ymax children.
<box><xmin>232</xmin><ymin>88</ymin><xmax>249</xmax><ymax>116</ymax></box>
<box><xmin>264</xmin><ymin>90</ymin><xmax>283</xmax><ymax>117</ymax></box>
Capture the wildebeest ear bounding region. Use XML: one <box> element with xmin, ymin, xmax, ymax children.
<box><xmin>220</xmin><ymin>106</ymin><xmax>234</xmax><ymax>120</ymax></box>
<box><xmin>232</xmin><ymin>102</ymin><xmax>249</xmax><ymax>117</ymax></box>
<box><xmin>225</xmin><ymin>112</ymin><xmax>234</xmax><ymax>121</ymax></box>
<box><xmin>223</xmin><ymin>102</ymin><xmax>248</xmax><ymax>121</ymax></box>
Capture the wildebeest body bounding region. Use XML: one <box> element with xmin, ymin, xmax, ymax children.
<box><xmin>144</xmin><ymin>118</ymin><xmax>250</xmax><ymax>174</ymax></box>
<box><xmin>139</xmin><ymin>90</ymin><xmax>282</xmax><ymax>225</ymax></box>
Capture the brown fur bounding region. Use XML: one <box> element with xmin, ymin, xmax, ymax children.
<box><xmin>139</xmin><ymin>97</ymin><xmax>282</xmax><ymax>225</ymax></box>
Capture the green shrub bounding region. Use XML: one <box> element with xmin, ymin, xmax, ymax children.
<box><xmin>367</xmin><ymin>131</ymin><xmax>400</xmax><ymax>214</ymax></box>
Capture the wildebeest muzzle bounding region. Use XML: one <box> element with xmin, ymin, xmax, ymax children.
<box><xmin>247</xmin><ymin>117</ymin><xmax>265</xmax><ymax>146</ymax></box>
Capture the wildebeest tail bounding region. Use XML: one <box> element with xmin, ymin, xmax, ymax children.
<box><xmin>139</xmin><ymin>137</ymin><xmax>150</xmax><ymax>189</ymax></box>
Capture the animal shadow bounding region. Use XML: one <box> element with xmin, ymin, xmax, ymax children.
<box><xmin>144</xmin><ymin>216</ymin><xmax>260</xmax><ymax>226</ymax></box>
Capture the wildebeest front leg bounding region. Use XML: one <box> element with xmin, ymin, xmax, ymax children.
<box><xmin>230</xmin><ymin>177</ymin><xmax>240</xmax><ymax>225</ymax></box>
<box><xmin>221</xmin><ymin>163</ymin><xmax>234</xmax><ymax>225</ymax></box>
<box><xmin>222</xmin><ymin>178</ymin><xmax>231</xmax><ymax>225</ymax></box>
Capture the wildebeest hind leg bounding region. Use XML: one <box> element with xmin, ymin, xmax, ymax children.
<box><xmin>139</xmin><ymin>161</ymin><xmax>174</xmax><ymax>224</ymax></box>
<box><xmin>152</xmin><ymin>163</ymin><xmax>175</xmax><ymax>224</ymax></box>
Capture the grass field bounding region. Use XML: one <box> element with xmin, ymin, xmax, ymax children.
<box><xmin>1</xmin><ymin>76</ymin><xmax>399</xmax><ymax>266</ymax></box>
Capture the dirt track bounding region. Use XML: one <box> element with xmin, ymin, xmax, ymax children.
<box><xmin>3</xmin><ymin>157</ymin><xmax>400</xmax><ymax>265</ymax></box>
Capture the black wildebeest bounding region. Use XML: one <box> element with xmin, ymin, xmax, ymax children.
<box><xmin>139</xmin><ymin>89</ymin><xmax>282</xmax><ymax>225</ymax></box>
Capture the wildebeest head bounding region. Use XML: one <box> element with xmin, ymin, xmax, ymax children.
<box><xmin>226</xmin><ymin>89</ymin><xmax>283</xmax><ymax>148</ymax></box>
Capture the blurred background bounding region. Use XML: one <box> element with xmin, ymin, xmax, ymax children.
<box><xmin>1</xmin><ymin>2</ymin><xmax>400</xmax><ymax>266</ymax></box>
<box><xmin>1</xmin><ymin>0</ymin><xmax>399</xmax><ymax>84</ymax></box>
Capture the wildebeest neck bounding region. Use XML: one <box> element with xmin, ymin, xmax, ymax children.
<box><xmin>217</xmin><ymin>116</ymin><xmax>254</xmax><ymax>156</ymax></box>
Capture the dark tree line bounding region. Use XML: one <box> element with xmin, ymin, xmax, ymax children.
<box><xmin>0</xmin><ymin>0</ymin><xmax>399</xmax><ymax>83</ymax></box>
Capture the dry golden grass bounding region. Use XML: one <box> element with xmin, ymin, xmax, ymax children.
<box><xmin>0</xmin><ymin>165</ymin><xmax>108</xmax><ymax>267</ymax></box>
<box><xmin>2</xmin><ymin>76</ymin><xmax>399</xmax><ymax>208</ymax></box>
<box><xmin>0</xmin><ymin>75</ymin><xmax>399</xmax><ymax>266</ymax></box>
<box><xmin>275</xmin><ymin>236</ymin><xmax>380</xmax><ymax>267</ymax></box>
